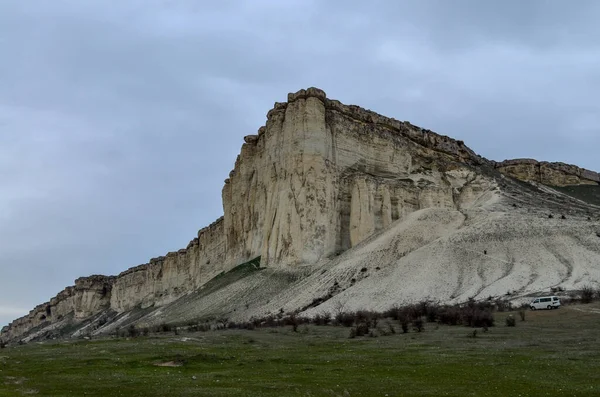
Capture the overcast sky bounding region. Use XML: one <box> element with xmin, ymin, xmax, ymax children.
<box><xmin>1</xmin><ymin>0</ymin><xmax>599</xmax><ymax>327</ymax></box>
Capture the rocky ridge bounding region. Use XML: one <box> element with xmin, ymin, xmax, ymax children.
<box><xmin>2</xmin><ymin>88</ymin><xmax>599</xmax><ymax>342</ymax></box>
<box><xmin>495</xmin><ymin>159</ymin><xmax>599</xmax><ymax>186</ymax></box>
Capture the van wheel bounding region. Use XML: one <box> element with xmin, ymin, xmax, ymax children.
<box><xmin>530</xmin><ymin>306</ymin><xmax>536</xmax><ymax>311</ymax></box>
<box><xmin>547</xmin><ymin>305</ymin><xmax>552</xmax><ymax>310</ymax></box>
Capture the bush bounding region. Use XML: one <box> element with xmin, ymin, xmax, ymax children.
<box><xmin>284</xmin><ymin>313</ymin><xmax>307</xmax><ymax>332</ymax></box>
<box><xmin>242</xmin><ymin>322</ymin><xmax>255</xmax><ymax>330</ymax></box>
<box><xmin>581</xmin><ymin>285</ymin><xmax>595</xmax><ymax>303</ymax></box>
<box><xmin>127</xmin><ymin>325</ymin><xmax>139</xmax><ymax>338</ymax></box>
<box><xmin>386</xmin><ymin>321</ymin><xmax>396</xmax><ymax>335</ymax></box>
<box><xmin>438</xmin><ymin>306</ymin><xmax>461</xmax><ymax>325</ymax></box>
<box><xmin>400</xmin><ymin>319</ymin><xmax>409</xmax><ymax>333</ymax></box>
<box><xmin>0</xmin><ymin>340</ymin><xmax>6</xmax><ymax>349</ymax></box>
<box><xmin>313</xmin><ymin>314</ymin><xmax>325</xmax><ymax>326</ymax></box>
<box><xmin>355</xmin><ymin>310</ymin><xmax>380</xmax><ymax>328</ymax></box>
<box><xmin>494</xmin><ymin>299</ymin><xmax>512</xmax><ymax>312</ymax></box>
<box><xmin>462</xmin><ymin>306</ymin><xmax>494</xmax><ymax>328</ymax></box>
<box><xmin>382</xmin><ymin>306</ymin><xmax>401</xmax><ymax>320</ymax></box>
<box><xmin>164</xmin><ymin>299</ymin><xmax>503</xmax><ymax>337</ymax></box>
<box><xmin>472</xmin><ymin>309</ymin><xmax>495</xmax><ymax>328</ymax></box>
<box><xmin>505</xmin><ymin>315</ymin><xmax>516</xmax><ymax>327</ymax></box>
<box><xmin>413</xmin><ymin>318</ymin><xmax>424</xmax><ymax>332</ymax></box>
<box><xmin>335</xmin><ymin>312</ymin><xmax>355</xmax><ymax>327</ymax></box>
<box><xmin>348</xmin><ymin>328</ymin><xmax>357</xmax><ymax>339</ymax></box>
<box><xmin>261</xmin><ymin>315</ymin><xmax>278</xmax><ymax>327</ymax></box>
<box><xmin>354</xmin><ymin>322</ymin><xmax>370</xmax><ymax>337</ymax></box>
<box><xmin>399</xmin><ymin>300</ymin><xmax>436</xmax><ymax>322</ymax></box>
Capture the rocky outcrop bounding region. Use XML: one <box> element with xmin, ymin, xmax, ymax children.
<box><xmin>110</xmin><ymin>218</ymin><xmax>227</xmax><ymax>312</ymax></box>
<box><xmin>7</xmin><ymin>87</ymin><xmax>596</xmax><ymax>343</ymax></box>
<box><xmin>1</xmin><ymin>275</ymin><xmax>114</xmax><ymax>341</ymax></box>
<box><xmin>495</xmin><ymin>159</ymin><xmax>600</xmax><ymax>186</ymax></box>
<box><xmin>222</xmin><ymin>87</ymin><xmax>492</xmax><ymax>267</ymax></box>
<box><xmin>3</xmin><ymin>87</ymin><xmax>497</xmax><ymax>342</ymax></box>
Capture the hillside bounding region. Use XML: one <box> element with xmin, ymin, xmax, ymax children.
<box><xmin>2</xmin><ymin>88</ymin><xmax>599</xmax><ymax>343</ymax></box>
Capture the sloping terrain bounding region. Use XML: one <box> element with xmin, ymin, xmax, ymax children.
<box><xmin>6</xmin><ymin>179</ymin><xmax>600</xmax><ymax>341</ymax></box>
<box><xmin>2</xmin><ymin>88</ymin><xmax>599</xmax><ymax>343</ymax></box>
<box><xmin>553</xmin><ymin>185</ymin><xmax>600</xmax><ymax>207</ymax></box>
<box><xmin>93</xmin><ymin>180</ymin><xmax>600</xmax><ymax>331</ymax></box>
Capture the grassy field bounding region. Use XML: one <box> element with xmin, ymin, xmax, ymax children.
<box><xmin>1</xmin><ymin>304</ymin><xmax>600</xmax><ymax>396</ymax></box>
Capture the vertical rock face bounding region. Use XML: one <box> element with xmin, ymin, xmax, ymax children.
<box><xmin>495</xmin><ymin>159</ymin><xmax>600</xmax><ymax>186</ymax></box>
<box><xmin>259</xmin><ymin>91</ymin><xmax>338</xmax><ymax>265</ymax></box>
<box><xmin>223</xmin><ymin>87</ymin><xmax>489</xmax><ymax>266</ymax></box>
<box><xmin>109</xmin><ymin>218</ymin><xmax>226</xmax><ymax>312</ymax></box>
<box><xmin>3</xmin><ymin>87</ymin><xmax>499</xmax><ymax>341</ymax></box>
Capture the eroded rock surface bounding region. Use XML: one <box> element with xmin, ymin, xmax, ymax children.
<box><xmin>495</xmin><ymin>159</ymin><xmax>599</xmax><ymax>186</ymax></box>
<box><xmin>3</xmin><ymin>88</ymin><xmax>599</xmax><ymax>343</ymax></box>
<box><xmin>2</xmin><ymin>275</ymin><xmax>114</xmax><ymax>340</ymax></box>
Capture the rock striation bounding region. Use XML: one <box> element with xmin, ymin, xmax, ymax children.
<box><xmin>3</xmin><ymin>87</ymin><xmax>599</xmax><ymax>342</ymax></box>
<box><xmin>495</xmin><ymin>159</ymin><xmax>599</xmax><ymax>186</ymax></box>
<box><xmin>2</xmin><ymin>275</ymin><xmax>114</xmax><ymax>339</ymax></box>
<box><xmin>222</xmin><ymin>87</ymin><xmax>490</xmax><ymax>268</ymax></box>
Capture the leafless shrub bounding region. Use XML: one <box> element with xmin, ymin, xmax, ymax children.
<box><xmin>400</xmin><ymin>319</ymin><xmax>409</xmax><ymax>334</ymax></box>
<box><xmin>413</xmin><ymin>318</ymin><xmax>424</xmax><ymax>332</ymax></box>
<box><xmin>127</xmin><ymin>325</ymin><xmax>139</xmax><ymax>338</ymax></box>
<box><xmin>581</xmin><ymin>285</ymin><xmax>595</xmax><ymax>304</ymax></box>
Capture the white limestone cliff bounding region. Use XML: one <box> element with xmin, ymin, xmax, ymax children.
<box><xmin>4</xmin><ymin>87</ymin><xmax>598</xmax><ymax>343</ymax></box>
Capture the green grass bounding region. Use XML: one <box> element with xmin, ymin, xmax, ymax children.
<box><xmin>195</xmin><ymin>257</ymin><xmax>262</xmax><ymax>299</ymax></box>
<box><xmin>2</xmin><ymin>304</ymin><xmax>600</xmax><ymax>396</ymax></box>
<box><xmin>552</xmin><ymin>184</ymin><xmax>600</xmax><ymax>207</ymax></box>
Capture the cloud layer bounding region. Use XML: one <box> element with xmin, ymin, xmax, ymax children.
<box><xmin>1</xmin><ymin>0</ymin><xmax>598</xmax><ymax>326</ymax></box>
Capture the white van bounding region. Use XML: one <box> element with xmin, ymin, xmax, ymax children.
<box><xmin>530</xmin><ymin>296</ymin><xmax>561</xmax><ymax>310</ymax></box>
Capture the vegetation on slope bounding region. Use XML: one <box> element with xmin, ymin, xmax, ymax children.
<box><xmin>552</xmin><ymin>185</ymin><xmax>600</xmax><ymax>207</ymax></box>
<box><xmin>198</xmin><ymin>256</ymin><xmax>262</xmax><ymax>299</ymax></box>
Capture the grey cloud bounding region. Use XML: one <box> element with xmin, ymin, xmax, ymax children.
<box><xmin>1</xmin><ymin>0</ymin><xmax>598</xmax><ymax>326</ymax></box>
